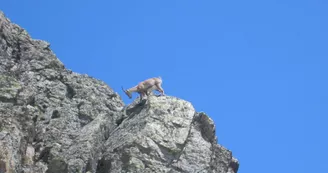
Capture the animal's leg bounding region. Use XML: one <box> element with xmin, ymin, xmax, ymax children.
<box><xmin>139</xmin><ymin>92</ymin><xmax>143</xmax><ymax>102</ymax></box>
<box><xmin>156</xmin><ymin>84</ymin><xmax>165</xmax><ymax>96</ymax></box>
<box><xmin>140</xmin><ymin>92</ymin><xmax>147</xmax><ymax>102</ymax></box>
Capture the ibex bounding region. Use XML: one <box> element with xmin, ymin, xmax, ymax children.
<box><xmin>121</xmin><ymin>76</ymin><xmax>165</xmax><ymax>101</ymax></box>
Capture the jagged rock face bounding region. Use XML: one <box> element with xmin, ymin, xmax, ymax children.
<box><xmin>0</xmin><ymin>11</ymin><xmax>239</xmax><ymax>173</ymax></box>
<box><xmin>0</xmin><ymin>11</ymin><xmax>124</xmax><ymax>173</ymax></box>
<box><xmin>99</xmin><ymin>96</ymin><xmax>238</xmax><ymax>173</ymax></box>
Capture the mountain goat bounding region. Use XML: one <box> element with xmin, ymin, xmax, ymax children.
<box><xmin>121</xmin><ymin>76</ymin><xmax>165</xmax><ymax>101</ymax></box>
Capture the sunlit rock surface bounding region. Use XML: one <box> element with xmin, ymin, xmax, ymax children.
<box><xmin>0</xmin><ymin>10</ymin><xmax>238</xmax><ymax>173</ymax></box>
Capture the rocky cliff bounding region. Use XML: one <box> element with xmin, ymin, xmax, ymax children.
<box><xmin>0</xmin><ymin>11</ymin><xmax>239</xmax><ymax>173</ymax></box>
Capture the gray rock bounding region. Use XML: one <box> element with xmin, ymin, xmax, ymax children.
<box><xmin>0</xmin><ymin>10</ymin><xmax>238</xmax><ymax>173</ymax></box>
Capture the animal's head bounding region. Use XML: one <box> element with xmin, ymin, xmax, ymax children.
<box><xmin>121</xmin><ymin>86</ymin><xmax>132</xmax><ymax>99</ymax></box>
<box><xmin>156</xmin><ymin>76</ymin><xmax>162</xmax><ymax>83</ymax></box>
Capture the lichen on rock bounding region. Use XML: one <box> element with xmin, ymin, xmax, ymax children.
<box><xmin>0</xmin><ymin>74</ymin><xmax>21</xmax><ymax>103</ymax></box>
<box><xmin>0</xmin><ymin>10</ymin><xmax>238</xmax><ymax>173</ymax></box>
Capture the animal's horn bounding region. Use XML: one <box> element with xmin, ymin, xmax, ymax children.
<box><xmin>121</xmin><ymin>86</ymin><xmax>127</xmax><ymax>93</ymax></box>
<box><xmin>121</xmin><ymin>86</ymin><xmax>131</xmax><ymax>98</ymax></box>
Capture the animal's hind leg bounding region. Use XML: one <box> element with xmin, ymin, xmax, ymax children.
<box><xmin>139</xmin><ymin>92</ymin><xmax>148</xmax><ymax>102</ymax></box>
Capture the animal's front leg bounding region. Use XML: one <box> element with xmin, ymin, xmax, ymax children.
<box><xmin>155</xmin><ymin>84</ymin><xmax>165</xmax><ymax>96</ymax></box>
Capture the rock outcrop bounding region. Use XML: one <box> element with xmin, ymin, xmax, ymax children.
<box><xmin>0</xmin><ymin>10</ymin><xmax>239</xmax><ymax>173</ymax></box>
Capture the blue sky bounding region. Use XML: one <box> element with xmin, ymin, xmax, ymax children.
<box><xmin>2</xmin><ymin>0</ymin><xmax>327</xmax><ymax>172</ymax></box>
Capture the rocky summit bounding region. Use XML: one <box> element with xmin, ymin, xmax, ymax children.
<box><xmin>0</xmin><ymin>10</ymin><xmax>239</xmax><ymax>173</ymax></box>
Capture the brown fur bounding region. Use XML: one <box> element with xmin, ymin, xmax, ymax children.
<box><xmin>122</xmin><ymin>76</ymin><xmax>165</xmax><ymax>101</ymax></box>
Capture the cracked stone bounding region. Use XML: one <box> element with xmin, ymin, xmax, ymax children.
<box><xmin>0</xmin><ymin>10</ymin><xmax>238</xmax><ymax>173</ymax></box>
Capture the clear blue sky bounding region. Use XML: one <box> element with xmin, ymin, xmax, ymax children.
<box><xmin>2</xmin><ymin>0</ymin><xmax>327</xmax><ymax>172</ymax></box>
